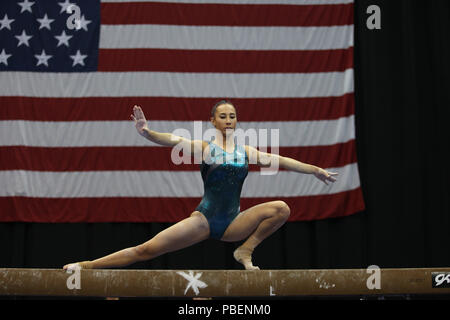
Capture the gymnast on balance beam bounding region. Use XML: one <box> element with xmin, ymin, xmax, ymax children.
<box><xmin>63</xmin><ymin>100</ymin><xmax>337</xmax><ymax>271</ymax></box>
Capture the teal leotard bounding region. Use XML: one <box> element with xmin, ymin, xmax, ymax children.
<box><xmin>195</xmin><ymin>139</ymin><xmax>249</xmax><ymax>239</ymax></box>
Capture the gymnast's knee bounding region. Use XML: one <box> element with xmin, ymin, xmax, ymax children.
<box><xmin>273</xmin><ymin>200</ymin><xmax>291</xmax><ymax>220</ymax></box>
<box><xmin>133</xmin><ymin>244</ymin><xmax>159</xmax><ymax>261</ymax></box>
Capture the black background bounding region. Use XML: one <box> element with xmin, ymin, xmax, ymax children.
<box><xmin>1</xmin><ymin>0</ymin><xmax>449</xmax><ymax>273</ymax></box>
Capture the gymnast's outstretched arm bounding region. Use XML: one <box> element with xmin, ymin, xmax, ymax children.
<box><xmin>131</xmin><ymin>105</ymin><xmax>207</xmax><ymax>156</ymax></box>
<box><xmin>244</xmin><ymin>145</ymin><xmax>338</xmax><ymax>185</ymax></box>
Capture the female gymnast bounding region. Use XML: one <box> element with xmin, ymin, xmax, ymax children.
<box><xmin>63</xmin><ymin>100</ymin><xmax>337</xmax><ymax>271</ymax></box>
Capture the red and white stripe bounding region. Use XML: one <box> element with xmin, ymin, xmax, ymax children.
<box><xmin>0</xmin><ymin>0</ymin><xmax>365</xmax><ymax>222</ymax></box>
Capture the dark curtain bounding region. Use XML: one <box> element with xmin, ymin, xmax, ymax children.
<box><xmin>1</xmin><ymin>0</ymin><xmax>449</xmax><ymax>270</ymax></box>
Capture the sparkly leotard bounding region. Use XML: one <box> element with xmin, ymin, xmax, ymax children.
<box><xmin>195</xmin><ymin>139</ymin><xmax>249</xmax><ymax>239</ymax></box>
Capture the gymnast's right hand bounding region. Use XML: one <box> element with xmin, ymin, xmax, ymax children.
<box><xmin>131</xmin><ymin>105</ymin><xmax>149</xmax><ymax>136</ymax></box>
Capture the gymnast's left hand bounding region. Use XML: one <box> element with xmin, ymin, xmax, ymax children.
<box><xmin>314</xmin><ymin>168</ymin><xmax>338</xmax><ymax>185</ymax></box>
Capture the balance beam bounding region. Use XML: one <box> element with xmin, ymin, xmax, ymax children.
<box><xmin>1</xmin><ymin>268</ymin><xmax>449</xmax><ymax>297</ymax></box>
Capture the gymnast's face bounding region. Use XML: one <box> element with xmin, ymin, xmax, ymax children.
<box><xmin>211</xmin><ymin>104</ymin><xmax>237</xmax><ymax>138</ymax></box>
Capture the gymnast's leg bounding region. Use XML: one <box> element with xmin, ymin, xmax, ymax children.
<box><xmin>220</xmin><ymin>200</ymin><xmax>291</xmax><ymax>270</ymax></box>
<box><xmin>63</xmin><ymin>212</ymin><xmax>210</xmax><ymax>270</ymax></box>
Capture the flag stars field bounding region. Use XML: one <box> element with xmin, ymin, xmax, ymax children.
<box><xmin>0</xmin><ymin>0</ymin><xmax>97</xmax><ymax>72</ymax></box>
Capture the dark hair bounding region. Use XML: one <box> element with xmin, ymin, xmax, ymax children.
<box><xmin>211</xmin><ymin>99</ymin><xmax>236</xmax><ymax>119</ymax></box>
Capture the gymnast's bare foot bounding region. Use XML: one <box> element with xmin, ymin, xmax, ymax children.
<box><xmin>233</xmin><ymin>247</ymin><xmax>260</xmax><ymax>270</ymax></box>
<box><xmin>63</xmin><ymin>261</ymin><xmax>93</xmax><ymax>270</ymax></box>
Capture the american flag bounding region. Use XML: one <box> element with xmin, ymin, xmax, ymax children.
<box><xmin>0</xmin><ymin>0</ymin><xmax>365</xmax><ymax>223</ymax></box>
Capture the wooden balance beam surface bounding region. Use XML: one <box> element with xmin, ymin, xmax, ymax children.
<box><xmin>0</xmin><ymin>268</ymin><xmax>450</xmax><ymax>297</ymax></box>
